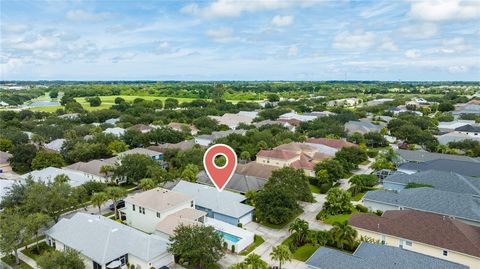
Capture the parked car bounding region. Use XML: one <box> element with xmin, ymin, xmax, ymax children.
<box><xmin>109</xmin><ymin>200</ymin><xmax>125</xmax><ymax>211</ymax></box>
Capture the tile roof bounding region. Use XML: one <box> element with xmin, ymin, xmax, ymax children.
<box><xmin>349</xmin><ymin>210</ymin><xmax>480</xmax><ymax>258</ymax></box>
<box><xmin>257</xmin><ymin>149</ymin><xmax>298</xmax><ymax>160</ymax></box>
<box><xmin>306</xmin><ymin>242</ymin><xmax>467</xmax><ymax>269</ymax></box>
<box><xmin>196</xmin><ymin>170</ymin><xmax>267</xmax><ymax>193</ymax></box>
<box><xmin>46</xmin><ymin>213</ymin><xmax>170</xmax><ymax>264</ymax></box>
<box><xmin>124</xmin><ymin>188</ymin><xmax>192</xmax><ymax>213</ymax></box>
<box><xmin>306</xmin><ymin>137</ymin><xmax>358</xmax><ymax>149</ymax></box>
<box><xmin>147</xmin><ymin>140</ymin><xmax>198</xmax><ymax>153</ymax></box>
<box><xmin>235</xmin><ymin>162</ymin><xmax>278</xmax><ymax>179</ymax></box>
<box><xmin>290</xmin><ymin>159</ymin><xmax>315</xmax><ymax>170</ymax></box>
<box><xmin>363</xmin><ymin>188</ymin><xmax>480</xmax><ymax>223</ymax></box>
<box><xmin>398</xmin><ymin>159</ymin><xmax>480</xmax><ymax>177</ymax></box>
<box><xmin>21</xmin><ymin>167</ymin><xmax>97</xmax><ymax>187</ymax></box>
<box><xmin>395</xmin><ymin>149</ymin><xmax>480</xmax><ymax>163</ymax></box>
<box><xmin>383</xmin><ymin>170</ymin><xmax>480</xmax><ymax>195</ymax></box>
<box><xmin>455</xmin><ymin>124</ymin><xmax>480</xmax><ymax>132</ymax></box>
<box><xmin>172</xmin><ymin>180</ymin><xmax>254</xmax><ymax>218</ymax></box>
<box><xmin>64</xmin><ymin>159</ymin><xmax>111</xmax><ymax>177</ymax></box>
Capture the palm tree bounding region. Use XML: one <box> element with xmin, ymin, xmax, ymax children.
<box><xmin>288</xmin><ymin>218</ymin><xmax>309</xmax><ymax>246</ymax></box>
<box><xmin>53</xmin><ymin>174</ymin><xmax>70</xmax><ymax>184</ymax></box>
<box><xmin>243</xmin><ymin>254</ymin><xmax>268</xmax><ymax>269</ymax></box>
<box><xmin>100</xmin><ymin>165</ymin><xmax>114</xmax><ymax>181</ymax></box>
<box><xmin>240</xmin><ymin>151</ymin><xmax>251</xmax><ymax>163</ymax></box>
<box><xmin>270</xmin><ymin>245</ymin><xmax>291</xmax><ymax>269</ymax></box>
<box><xmin>256</xmin><ymin>140</ymin><xmax>268</xmax><ymax>150</ymax></box>
<box><xmin>105</xmin><ymin>187</ymin><xmax>127</xmax><ymax>219</ymax></box>
<box><xmin>91</xmin><ymin>192</ymin><xmax>109</xmax><ymax>215</ymax></box>
<box><xmin>330</xmin><ymin>221</ymin><xmax>358</xmax><ymax>250</ymax></box>
<box><xmin>139</xmin><ymin>178</ymin><xmax>156</xmax><ymax>190</ymax></box>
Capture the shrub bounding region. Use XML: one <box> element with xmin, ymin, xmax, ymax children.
<box><xmin>375</xmin><ymin>210</ymin><xmax>383</xmax><ymax>216</ymax></box>
<box><xmin>237</xmin><ymin>223</ymin><xmax>243</xmax><ymax>228</ymax></box>
<box><xmin>355</xmin><ymin>204</ymin><xmax>368</xmax><ymax>213</ymax></box>
<box><xmin>366</xmin><ymin>149</ymin><xmax>378</xmax><ymax>158</ymax></box>
<box><xmin>231</xmin><ymin>245</ymin><xmax>235</xmax><ymax>253</ymax></box>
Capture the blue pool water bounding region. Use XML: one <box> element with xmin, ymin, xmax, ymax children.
<box><xmin>29</xmin><ymin>101</ymin><xmax>60</xmax><ymax>107</ymax></box>
<box><xmin>217</xmin><ymin>230</ymin><xmax>241</xmax><ymax>243</ymax></box>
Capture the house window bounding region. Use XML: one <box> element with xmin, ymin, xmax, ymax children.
<box><xmin>141</xmin><ymin>207</ymin><xmax>145</xmax><ymax>214</ymax></box>
<box><xmin>132</xmin><ymin>205</ymin><xmax>135</xmax><ymax>211</ymax></box>
<box><xmin>443</xmin><ymin>250</ymin><xmax>448</xmax><ymax>256</ymax></box>
<box><xmin>406</xmin><ymin>241</ymin><xmax>412</xmax><ymax>247</ymax></box>
<box><xmin>156</xmin><ymin>212</ymin><xmax>161</xmax><ymax>218</ymax></box>
<box><xmin>191</xmin><ymin>201</ymin><xmax>194</xmax><ymax>207</ymax></box>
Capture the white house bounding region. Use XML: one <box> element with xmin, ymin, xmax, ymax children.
<box><xmin>46</xmin><ymin>213</ymin><xmax>173</xmax><ymax>269</ymax></box>
<box><xmin>44</xmin><ymin>138</ymin><xmax>66</xmax><ymax>152</ymax></box>
<box><xmin>103</xmin><ymin>127</ymin><xmax>126</xmax><ymax>137</ymax></box>
<box><xmin>194</xmin><ymin>130</ymin><xmax>246</xmax><ymax>146</ymax></box>
<box><xmin>278</xmin><ymin>111</ymin><xmax>317</xmax><ymax>122</ymax></box>
<box><xmin>21</xmin><ymin>167</ymin><xmax>106</xmax><ymax>187</ymax></box>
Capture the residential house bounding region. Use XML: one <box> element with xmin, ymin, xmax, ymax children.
<box><xmin>21</xmin><ymin>167</ymin><xmax>106</xmax><ymax>187</ymax></box>
<box><xmin>345</xmin><ymin>120</ymin><xmax>383</xmax><ymax>135</ymax></box>
<box><xmin>394</xmin><ymin>149</ymin><xmax>479</xmax><ymax>164</ymax></box>
<box><xmin>349</xmin><ymin>210</ymin><xmax>480</xmax><ymax>269</ymax></box>
<box><xmin>58</xmin><ymin>113</ymin><xmax>79</xmax><ymax>120</ymax></box>
<box><xmin>0</xmin><ymin>179</ymin><xmax>16</xmax><ymax>204</ymax></box>
<box><xmin>405</xmin><ymin>97</ymin><xmax>430</xmax><ymax>110</ymax></box>
<box><xmin>383</xmin><ymin>170</ymin><xmax>480</xmax><ymax>195</ymax></box>
<box><xmin>44</xmin><ymin>138</ymin><xmax>66</xmax><ymax>152</ymax></box>
<box><xmin>209</xmin><ymin>112</ymin><xmax>257</xmax><ymax>129</ymax></box>
<box><xmin>235</xmin><ymin>161</ymin><xmax>279</xmax><ymax>179</ymax></box>
<box><xmin>278</xmin><ymin>111</ymin><xmax>317</xmax><ymax>122</ymax></box>
<box><xmin>64</xmin><ymin>159</ymin><xmax>113</xmax><ymax>182</ymax></box>
<box><xmin>166</xmin><ymin>122</ymin><xmax>199</xmax><ymax>135</ymax></box>
<box><xmin>455</xmin><ymin>124</ymin><xmax>480</xmax><ymax>137</ymax></box>
<box><xmin>256</xmin><ymin>149</ymin><xmax>299</xmax><ymax>168</ymax></box>
<box><xmin>306</xmin><ymin>242</ymin><xmax>467</xmax><ymax>269</ymax></box>
<box><xmin>121</xmin><ymin>187</ymin><xmax>254</xmax><ymax>253</ymax></box>
<box><xmin>0</xmin><ymin>151</ymin><xmax>12</xmax><ymax>173</ymax></box>
<box><xmin>103</xmin><ymin>127</ymin><xmax>126</xmax><ymax>137</ymax></box>
<box><xmin>122</xmin><ymin>187</ymin><xmax>196</xmax><ymax>233</ymax></box>
<box><xmin>438</xmin><ymin>132</ymin><xmax>480</xmax><ymax>145</ymax></box>
<box><xmin>147</xmin><ymin>140</ymin><xmax>198</xmax><ymax>153</ymax></box>
<box><xmin>453</xmin><ymin>103</ymin><xmax>480</xmax><ymax>117</ymax></box>
<box><xmin>105</xmin><ymin>118</ymin><xmax>119</xmax><ymax>125</ymax></box>
<box><xmin>45</xmin><ymin>213</ymin><xmax>173</xmax><ymax>269</ymax></box>
<box><xmin>438</xmin><ymin>120</ymin><xmax>476</xmax><ymax>134</ymax></box>
<box><xmin>254</xmin><ymin>120</ymin><xmax>296</xmax><ymax>132</ymax></box>
<box><xmin>362</xmin><ymin>188</ymin><xmax>480</xmax><ymax>226</ymax></box>
<box><xmin>396</xmin><ymin>159</ymin><xmax>480</xmax><ymax>177</ymax></box>
<box><xmin>105</xmin><ymin>148</ymin><xmax>164</xmax><ymax>165</ymax></box>
<box><xmin>129</xmin><ymin>124</ymin><xmax>154</xmax><ymax>133</ymax></box>
<box><xmin>327</xmin><ymin>97</ymin><xmax>360</xmax><ymax>107</ymax></box>
<box><xmin>305</xmin><ymin>137</ymin><xmax>357</xmax><ymax>156</ymax></box>
<box><xmin>172</xmin><ymin>180</ymin><xmax>254</xmax><ymax>226</ymax></box>
<box><xmin>364</xmin><ymin>98</ymin><xmax>394</xmax><ymax>107</ymax></box>
<box><xmin>196</xmin><ymin>170</ymin><xmax>266</xmax><ymax>194</ymax></box>
<box><xmin>194</xmin><ymin>130</ymin><xmax>246</xmax><ymax>146</ymax></box>
<box><xmin>303</xmin><ymin>111</ymin><xmax>336</xmax><ymax>118</ymax></box>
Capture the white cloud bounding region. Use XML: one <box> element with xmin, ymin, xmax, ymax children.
<box><xmin>271</xmin><ymin>15</ymin><xmax>294</xmax><ymax>27</ymax></box>
<box><xmin>442</xmin><ymin>37</ymin><xmax>473</xmax><ymax>53</ymax></box>
<box><xmin>2</xmin><ymin>24</ymin><xmax>30</xmax><ymax>34</ymax></box>
<box><xmin>448</xmin><ymin>65</ymin><xmax>469</xmax><ymax>73</ymax></box>
<box><xmin>9</xmin><ymin>35</ymin><xmax>57</xmax><ymax>51</ymax></box>
<box><xmin>287</xmin><ymin>45</ymin><xmax>299</xmax><ymax>56</ymax></box>
<box><xmin>379</xmin><ymin>38</ymin><xmax>398</xmax><ymax>51</ymax></box>
<box><xmin>332</xmin><ymin>30</ymin><xmax>375</xmax><ymax>50</ymax></box>
<box><xmin>159</xmin><ymin>41</ymin><xmax>170</xmax><ymax>49</ymax></box>
<box><xmin>111</xmin><ymin>52</ymin><xmax>137</xmax><ymax>62</ymax></box>
<box><xmin>404</xmin><ymin>49</ymin><xmax>421</xmax><ymax>59</ymax></box>
<box><xmin>400</xmin><ymin>23</ymin><xmax>438</xmax><ymax>39</ymax></box>
<box><xmin>181</xmin><ymin>0</ymin><xmax>314</xmax><ymax>18</ymax></box>
<box><xmin>66</xmin><ymin>10</ymin><xmax>112</xmax><ymax>22</ymax></box>
<box><xmin>409</xmin><ymin>0</ymin><xmax>480</xmax><ymax>21</ymax></box>
<box><xmin>205</xmin><ymin>27</ymin><xmax>235</xmax><ymax>43</ymax></box>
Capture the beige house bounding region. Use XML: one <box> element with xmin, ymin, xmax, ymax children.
<box><xmin>349</xmin><ymin>210</ymin><xmax>480</xmax><ymax>269</ymax></box>
<box><xmin>256</xmin><ymin>149</ymin><xmax>299</xmax><ymax>167</ymax></box>
<box><xmin>167</xmin><ymin>122</ymin><xmax>199</xmax><ymax>135</ymax></box>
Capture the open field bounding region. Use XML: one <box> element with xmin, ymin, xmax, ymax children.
<box><xmin>27</xmin><ymin>95</ymin><xmax>246</xmax><ymax>112</ymax></box>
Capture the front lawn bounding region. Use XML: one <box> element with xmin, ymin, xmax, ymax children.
<box><xmin>258</xmin><ymin>209</ymin><xmax>304</xmax><ymax>229</ymax></box>
<box><xmin>322</xmin><ymin>209</ymin><xmax>358</xmax><ymax>225</ymax></box>
<box><xmin>1</xmin><ymin>255</ymin><xmax>33</xmax><ymax>269</ymax></box>
<box><xmin>21</xmin><ymin>242</ymin><xmax>53</xmax><ymax>261</ymax></box>
<box><xmin>309</xmin><ymin>184</ymin><xmax>321</xmax><ymax>194</ymax></box>
<box><xmin>352</xmin><ymin>193</ymin><xmax>365</xmax><ymax>201</ymax></box>
<box><xmin>239</xmin><ymin>235</ymin><xmax>265</xmax><ymax>256</ymax></box>
<box><xmin>292</xmin><ymin>244</ymin><xmax>319</xmax><ymax>261</ymax></box>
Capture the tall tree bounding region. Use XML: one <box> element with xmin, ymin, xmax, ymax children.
<box><xmin>288</xmin><ymin>218</ymin><xmax>309</xmax><ymax>246</ymax></box>
<box><xmin>9</xmin><ymin>144</ymin><xmax>38</xmax><ymax>173</ymax></box>
<box><xmin>330</xmin><ymin>221</ymin><xmax>358</xmax><ymax>250</ymax></box>
<box><xmin>0</xmin><ymin>210</ymin><xmax>26</xmax><ymax>265</ymax></box>
<box><xmin>270</xmin><ymin>245</ymin><xmax>292</xmax><ymax>269</ymax></box>
<box><xmin>139</xmin><ymin>178</ymin><xmax>156</xmax><ymax>190</ymax></box>
<box><xmin>168</xmin><ymin>225</ymin><xmax>224</xmax><ymax>269</ymax></box>
<box><xmin>181</xmin><ymin>164</ymin><xmax>199</xmax><ymax>182</ymax></box>
<box><xmin>37</xmin><ymin>250</ymin><xmax>85</xmax><ymax>269</ymax></box>
<box><xmin>91</xmin><ymin>192</ymin><xmax>108</xmax><ymax>215</ymax></box>
<box><xmin>26</xmin><ymin>213</ymin><xmax>51</xmax><ymax>252</ymax></box>
<box><xmin>105</xmin><ymin>186</ymin><xmax>126</xmax><ymax>219</ymax></box>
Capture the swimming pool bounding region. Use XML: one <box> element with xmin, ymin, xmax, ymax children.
<box><xmin>217</xmin><ymin>230</ymin><xmax>241</xmax><ymax>243</ymax></box>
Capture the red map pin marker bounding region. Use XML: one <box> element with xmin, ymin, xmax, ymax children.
<box><xmin>203</xmin><ymin>144</ymin><xmax>237</xmax><ymax>192</ymax></box>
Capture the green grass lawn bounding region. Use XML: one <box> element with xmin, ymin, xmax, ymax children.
<box><xmin>1</xmin><ymin>255</ymin><xmax>33</xmax><ymax>269</ymax></box>
<box><xmin>258</xmin><ymin>209</ymin><xmax>304</xmax><ymax>229</ymax></box>
<box><xmin>239</xmin><ymin>235</ymin><xmax>265</xmax><ymax>256</ymax></box>
<box><xmin>292</xmin><ymin>244</ymin><xmax>319</xmax><ymax>261</ymax></box>
<box><xmin>28</xmin><ymin>95</ymin><xmax>246</xmax><ymax>112</ymax></box>
<box><xmin>352</xmin><ymin>192</ymin><xmax>365</xmax><ymax>201</ymax></box>
<box><xmin>322</xmin><ymin>209</ymin><xmax>358</xmax><ymax>225</ymax></box>
<box><xmin>21</xmin><ymin>242</ymin><xmax>53</xmax><ymax>261</ymax></box>
<box><xmin>309</xmin><ymin>184</ymin><xmax>321</xmax><ymax>194</ymax></box>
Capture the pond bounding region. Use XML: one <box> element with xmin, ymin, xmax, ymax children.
<box><xmin>29</xmin><ymin>101</ymin><xmax>61</xmax><ymax>107</ymax></box>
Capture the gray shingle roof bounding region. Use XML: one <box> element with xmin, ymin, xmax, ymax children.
<box><xmin>196</xmin><ymin>170</ymin><xmax>266</xmax><ymax>193</ymax></box>
<box><xmin>363</xmin><ymin>188</ymin><xmax>480</xmax><ymax>223</ymax></box>
<box><xmin>398</xmin><ymin>159</ymin><xmax>480</xmax><ymax>177</ymax></box>
<box><xmin>384</xmin><ymin>170</ymin><xmax>480</xmax><ymax>195</ymax></box>
<box><xmin>395</xmin><ymin>149</ymin><xmax>480</xmax><ymax>163</ymax></box>
<box><xmin>306</xmin><ymin>243</ymin><xmax>467</xmax><ymax>269</ymax></box>
<box><xmin>46</xmin><ymin>213</ymin><xmax>169</xmax><ymax>265</ymax></box>
<box><xmin>172</xmin><ymin>180</ymin><xmax>254</xmax><ymax>218</ymax></box>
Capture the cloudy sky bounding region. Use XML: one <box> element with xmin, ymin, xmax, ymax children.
<box><xmin>1</xmin><ymin>0</ymin><xmax>479</xmax><ymax>81</ymax></box>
